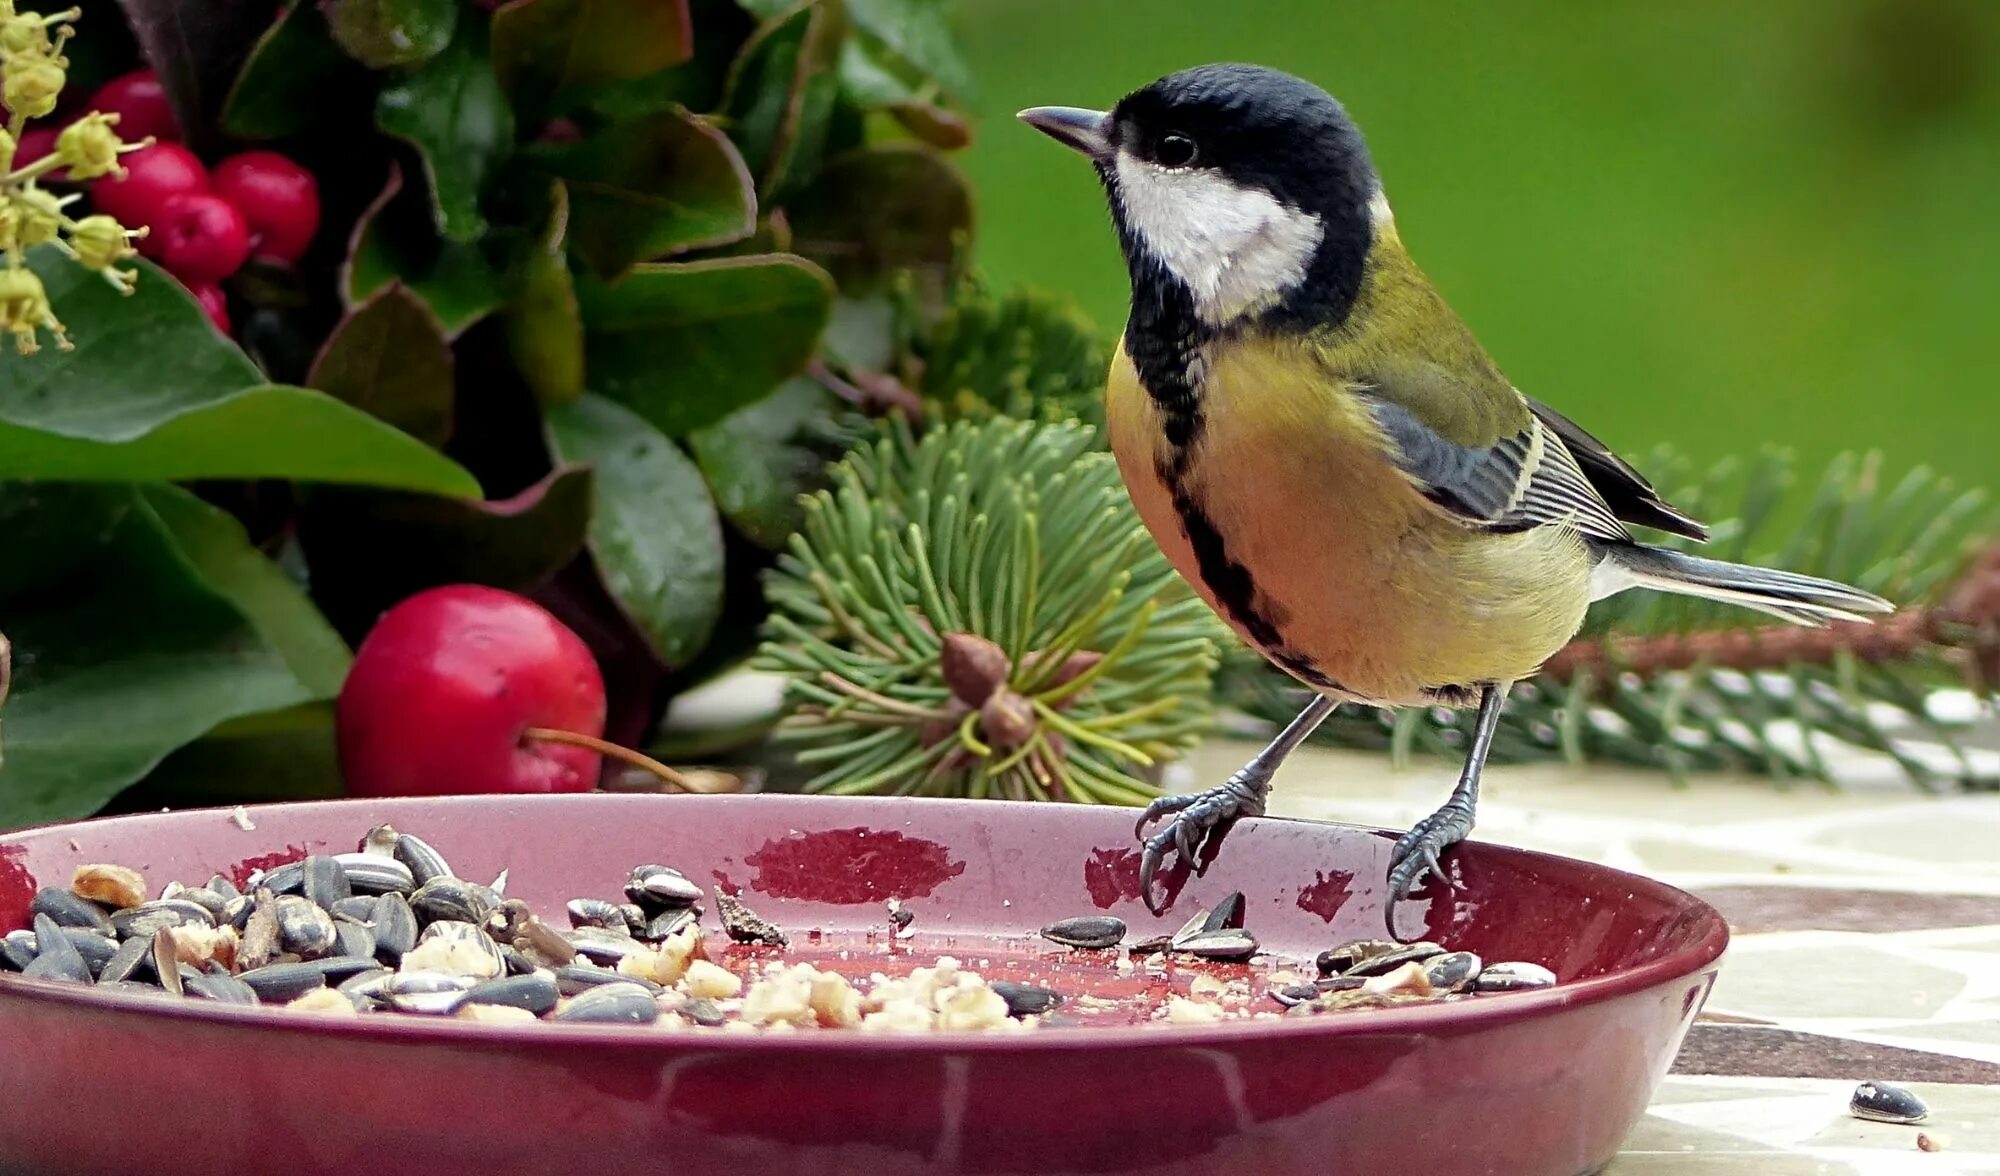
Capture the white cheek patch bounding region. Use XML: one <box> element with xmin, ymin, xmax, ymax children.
<box><xmin>1113</xmin><ymin>153</ymin><xmax>1324</xmax><ymax>325</ymax></box>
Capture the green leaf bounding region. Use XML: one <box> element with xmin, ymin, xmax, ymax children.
<box><xmin>577</xmin><ymin>255</ymin><xmax>833</xmax><ymax>436</ymax></box>
<box><xmin>492</xmin><ymin>0</ymin><xmax>693</xmax><ymax>110</ymax></box>
<box><xmin>323</xmin><ymin>0</ymin><xmax>456</xmax><ymax>69</ymax></box>
<box><xmin>721</xmin><ymin>0</ymin><xmax>845</xmax><ymax>198</ymax></box>
<box><xmin>0</xmin><ymin>250</ymin><xmax>477</xmax><ymax>494</ymax></box>
<box><xmin>346</xmin><ymin>164</ymin><xmax>503</xmax><ymax>337</ymax></box>
<box><xmin>0</xmin><ymin>484</ymin><xmax>340</xmax><ymax>825</ymax></box>
<box><xmin>137</xmin><ymin>487</ymin><xmax>352</xmax><ymax>698</ymax></box>
<box><xmin>528</xmin><ymin>108</ymin><xmax>756</xmax><ymax>279</ymax></box>
<box><xmin>786</xmin><ymin>144</ymin><xmax>969</xmax><ymax>298</ymax></box>
<box><xmin>376</xmin><ymin>15</ymin><xmax>513</xmax><ymax>243</ymax></box>
<box><xmin>306</xmin><ymin>283</ymin><xmax>455</xmax><ymax>446</ymax></box>
<box><xmin>220</xmin><ymin>2</ymin><xmax>358</xmax><ymax>139</ymax></box>
<box><xmin>118</xmin><ymin>704</ymin><xmax>344</xmax><ymax>809</ymax></box>
<box><xmin>297</xmin><ymin>466</ymin><xmax>594</xmax><ymax>633</ymax></box>
<box><xmin>549</xmin><ymin>395</ymin><xmax>725</xmax><ymax>666</ymax></box>
<box><xmin>505</xmin><ymin>183</ymin><xmax>586</xmax><ymax>408</ymax></box>
<box><xmin>688</xmin><ymin>376</ymin><xmax>845</xmax><ymax>548</ymax></box>
<box><xmin>834</xmin><ymin>24</ymin><xmax>970</xmax><ymax>148</ymax></box>
<box><xmin>843</xmin><ymin>0</ymin><xmax>968</xmax><ymax>97</ymax></box>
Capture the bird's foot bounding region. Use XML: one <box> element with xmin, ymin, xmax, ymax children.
<box><xmin>1386</xmin><ymin>797</ymin><xmax>1476</xmax><ymax>904</ymax></box>
<box><xmin>1134</xmin><ymin>767</ymin><xmax>1270</xmax><ymax>915</ymax></box>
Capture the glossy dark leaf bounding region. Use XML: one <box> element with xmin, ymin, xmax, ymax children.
<box><xmin>528</xmin><ymin>108</ymin><xmax>755</xmax><ymax>279</ymax></box>
<box><xmin>834</xmin><ymin>27</ymin><xmax>969</xmax><ymax>148</ymax></box>
<box><xmin>843</xmin><ymin>0</ymin><xmax>968</xmax><ymax>97</ymax></box>
<box><xmin>221</xmin><ymin>2</ymin><xmax>358</xmax><ymax>139</ymax></box>
<box><xmin>548</xmin><ymin>395</ymin><xmax>725</xmax><ymax>666</ymax></box>
<box><xmin>113</xmin><ymin>0</ymin><xmax>271</xmax><ymax>148</ymax></box>
<box><xmin>0</xmin><ymin>250</ymin><xmax>476</xmax><ymax>495</ymax></box>
<box><xmin>345</xmin><ymin>164</ymin><xmax>503</xmax><ymax>337</ymax></box>
<box><xmin>577</xmin><ymin>255</ymin><xmax>833</xmax><ymax>437</ymax></box>
<box><xmin>505</xmin><ymin>183</ymin><xmax>586</xmax><ymax>408</ymax></box>
<box><xmin>491</xmin><ymin>0</ymin><xmax>693</xmax><ymax>109</ymax></box>
<box><xmin>298</xmin><ymin>466</ymin><xmax>594</xmax><ymax>635</ymax></box>
<box><xmin>306</xmin><ymin>283</ymin><xmax>455</xmax><ymax>446</ymax></box>
<box><xmin>322</xmin><ymin>0</ymin><xmax>455</xmax><ymax>69</ymax></box>
<box><xmin>0</xmin><ymin>484</ymin><xmax>344</xmax><ymax>825</ymax></box>
<box><xmin>118</xmin><ymin>704</ymin><xmax>343</xmax><ymax>809</ymax></box>
<box><xmin>785</xmin><ymin>144</ymin><xmax>969</xmax><ymax>299</ymax></box>
<box><xmin>376</xmin><ymin>16</ymin><xmax>513</xmax><ymax>243</ymax></box>
<box><xmin>687</xmin><ymin>376</ymin><xmax>845</xmax><ymax>548</ymax></box>
<box><xmin>720</xmin><ymin>0</ymin><xmax>845</xmax><ymax>198</ymax></box>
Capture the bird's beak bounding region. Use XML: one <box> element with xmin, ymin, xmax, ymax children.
<box><xmin>1017</xmin><ymin>106</ymin><xmax>1112</xmax><ymax>158</ymax></box>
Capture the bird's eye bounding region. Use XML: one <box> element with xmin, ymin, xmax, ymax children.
<box><xmin>1155</xmin><ymin>132</ymin><xmax>1197</xmax><ymax>168</ymax></box>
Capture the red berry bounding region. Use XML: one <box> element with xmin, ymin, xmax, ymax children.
<box><xmin>210</xmin><ymin>151</ymin><xmax>321</xmax><ymax>264</ymax></box>
<box><xmin>188</xmin><ymin>282</ymin><xmax>229</xmax><ymax>335</ymax></box>
<box><xmin>151</xmin><ymin>192</ymin><xmax>251</xmax><ymax>283</ymax></box>
<box><xmin>13</xmin><ymin>126</ymin><xmax>63</xmax><ymax>179</ymax></box>
<box><xmin>90</xmin><ymin>142</ymin><xmax>207</xmax><ymax>235</ymax></box>
<box><xmin>337</xmin><ymin>585</ymin><xmax>608</xmax><ymax>798</ymax></box>
<box><xmin>86</xmin><ymin>69</ymin><xmax>179</xmax><ymax>143</ymax></box>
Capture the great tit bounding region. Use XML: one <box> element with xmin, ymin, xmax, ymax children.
<box><xmin>1021</xmin><ymin>64</ymin><xmax>1893</xmax><ymax>922</ymax></box>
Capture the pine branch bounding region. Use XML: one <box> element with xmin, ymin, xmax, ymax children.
<box><xmin>1222</xmin><ymin>449</ymin><xmax>1998</xmax><ymax>789</ymax></box>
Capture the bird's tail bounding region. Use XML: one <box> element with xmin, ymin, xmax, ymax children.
<box><xmin>1597</xmin><ymin>543</ymin><xmax>1896</xmax><ymax>627</ymax></box>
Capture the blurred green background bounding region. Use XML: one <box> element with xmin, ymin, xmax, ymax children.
<box><xmin>952</xmin><ymin>0</ymin><xmax>1999</xmax><ymax>488</ymax></box>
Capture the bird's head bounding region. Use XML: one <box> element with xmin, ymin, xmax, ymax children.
<box><xmin>1022</xmin><ymin>64</ymin><xmax>1384</xmax><ymax>332</ymax></box>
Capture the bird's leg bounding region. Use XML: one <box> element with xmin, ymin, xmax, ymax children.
<box><xmin>1386</xmin><ymin>681</ymin><xmax>1512</xmax><ymax>911</ymax></box>
<box><xmin>1136</xmin><ymin>693</ymin><xmax>1338</xmax><ymax>914</ymax></box>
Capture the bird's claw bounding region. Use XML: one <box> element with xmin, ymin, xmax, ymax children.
<box><xmin>1385</xmin><ymin>805</ymin><xmax>1473</xmax><ymax>906</ymax></box>
<box><xmin>1134</xmin><ymin>776</ymin><xmax>1265</xmax><ymax>915</ymax></box>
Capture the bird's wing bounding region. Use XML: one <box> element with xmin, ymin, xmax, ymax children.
<box><xmin>1523</xmin><ymin>397</ymin><xmax>1708</xmax><ymax>542</ymax></box>
<box><xmin>1340</xmin><ymin>359</ymin><xmax>1634</xmax><ymax>542</ymax></box>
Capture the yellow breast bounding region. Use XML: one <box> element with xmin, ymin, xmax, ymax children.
<box><xmin>1106</xmin><ymin>333</ymin><xmax>1592</xmax><ymax>705</ymax></box>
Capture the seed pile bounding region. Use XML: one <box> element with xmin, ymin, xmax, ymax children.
<box><xmin>2</xmin><ymin>831</ymin><xmax>1562</xmax><ymax>1032</ymax></box>
<box><xmin>0</xmin><ymin>826</ymin><xmax>1047</xmax><ymax>1032</ymax></box>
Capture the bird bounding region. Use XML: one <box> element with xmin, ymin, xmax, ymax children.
<box><xmin>1019</xmin><ymin>64</ymin><xmax>1893</xmax><ymax>923</ymax></box>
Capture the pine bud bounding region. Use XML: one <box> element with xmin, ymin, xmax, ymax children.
<box><xmin>979</xmin><ymin>688</ymin><xmax>1036</xmax><ymax>750</ymax></box>
<box><xmin>54</xmin><ymin>112</ymin><xmax>123</xmax><ymax>179</ymax></box>
<box><xmin>939</xmin><ymin>632</ymin><xmax>1011</xmax><ymax>706</ymax></box>
<box><xmin>3</xmin><ymin>53</ymin><xmax>64</xmax><ymax>119</ymax></box>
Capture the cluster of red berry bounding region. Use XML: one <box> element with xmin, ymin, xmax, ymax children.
<box><xmin>19</xmin><ymin>70</ymin><xmax>321</xmax><ymax>335</ymax></box>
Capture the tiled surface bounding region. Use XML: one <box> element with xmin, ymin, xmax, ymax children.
<box><xmin>1170</xmin><ymin>739</ymin><xmax>1999</xmax><ymax>1173</ymax></box>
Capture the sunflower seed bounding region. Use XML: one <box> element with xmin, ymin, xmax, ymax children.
<box><xmin>555</xmin><ymin>982</ymin><xmax>658</xmax><ymax>1024</ymax></box>
<box><xmin>0</xmin><ymin>931</ymin><xmax>38</xmax><ymax>972</ymax></box>
<box><xmin>1202</xmin><ymin>891</ymin><xmax>1246</xmax><ymax>933</ymax></box>
<box><xmin>1168</xmin><ymin>909</ymin><xmax>1208</xmax><ymax>950</ymax></box>
<box><xmin>566</xmin><ymin>926</ymin><xmax>643</xmax><ymax>966</ymax></box>
<box><xmin>1472</xmin><ymin>961</ymin><xmax>1557</xmax><ymax>992</ymax></box>
<box><xmin>333</xmin><ymin>853</ymin><xmax>415</xmax><ymax>896</ymax></box>
<box><xmin>555</xmin><ymin>963</ymin><xmax>658</xmax><ymax>995</ymax></box>
<box><xmin>300</xmin><ymin>856</ymin><xmax>351</xmax><ymax>910</ymax></box>
<box><xmin>110</xmin><ymin>900</ymin><xmax>214</xmax><ymax>941</ymax></box>
<box><xmin>334</xmin><ymin>922</ymin><xmax>376</xmax><ymax>960</ymax></box>
<box><xmin>989</xmin><ymin>980</ymin><xmax>1061</xmax><ymax>1017</ymax></box>
<box><xmin>392</xmin><ymin>834</ymin><xmax>452</xmax><ymax>887</ymax></box>
<box><xmin>23</xmin><ymin>915</ymin><xmax>90</xmax><ymax>983</ymax></box>
<box><xmin>410</xmin><ymin>877</ymin><xmax>490</xmax><ymax>926</ymax></box>
<box><xmin>500</xmin><ymin>945</ymin><xmax>539</xmax><ymax>975</ymax></box>
<box><xmin>257</xmin><ymin>861</ymin><xmax>307</xmax><ymax>896</ymax></box>
<box><xmin>370</xmin><ymin>893</ymin><xmax>417</xmax><ymax>963</ymax></box>
<box><xmin>1850</xmin><ymin>1080</ymin><xmax>1928</xmax><ymax>1124</ymax></box>
<box><xmin>309</xmin><ymin>955</ymin><xmax>384</xmax><ymax>983</ymax></box>
<box><xmin>1127</xmin><ymin>934</ymin><xmax>1174</xmax><ymax>956</ymax></box>
<box><xmin>1423</xmin><ymin>951</ymin><xmax>1483</xmax><ymax>993</ymax></box>
<box><xmin>1315</xmin><ymin>938</ymin><xmax>1402</xmax><ymax>976</ymax></box>
<box><xmin>1268</xmin><ymin>983</ymin><xmax>1321</xmax><ymax>1008</ymax></box>
<box><xmin>360</xmin><ymin>824</ymin><xmax>400</xmax><ymax>858</ymax></box>
<box><xmin>683</xmin><ymin>997</ymin><xmax>727</xmax><ymax>1027</ymax></box>
<box><xmin>464</xmin><ymin>972</ymin><xmax>559</xmax><ymax>1016</ymax></box>
<box><xmin>175</xmin><ymin>888</ymin><xmax>232</xmax><ymax>922</ymax></box>
<box><xmin>61</xmin><ymin>928</ymin><xmax>118</xmax><ymax>977</ymax></box>
<box><xmin>96</xmin><ymin>934</ymin><xmax>154</xmax><ymax>984</ymax></box>
<box><xmin>1342</xmin><ymin>942</ymin><xmax>1445</xmax><ymax>978</ymax></box>
<box><xmin>625</xmin><ymin>864</ymin><xmax>703</xmax><ymax>911</ymax></box>
<box><xmin>643</xmin><ymin>907</ymin><xmax>699</xmax><ymax>943</ymax></box>
<box><xmin>151</xmin><ymin>931</ymin><xmax>182</xmax><ymax>996</ymax></box>
<box><xmin>1040</xmin><ymin>915</ymin><xmax>1125</xmax><ymax>950</ymax></box>
<box><xmin>384</xmin><ymin>970</ymin><xmax>476</xmax><ymax>1015</ymax></box>
<box><xmin>205</xmin><ymin>874</ymin><xmax>241</xmax><ymax>901</ymax></box>
<box><xmin>32</xmin><ymin>887</ymin><xmax>114</xmax><ymax>933</ymax></box>
<box><xmin>70</xmin><ymin>864</ymin><xmax>148</xmax><ymax>910</ymax></box>
<box><xmin>273</xmin><ymin>896</ymin><xmax>337</xmax><ymax>958</ymax></box>
<box><xmin>618</xmin><ymin>904</ymin><xmax>651</xmax><ymax>936</ymax></box>
<box><xmin>185</xmin><ymin>972</ymin><xmax>258</xmax><ymax>1006</ymax></box>
<box><xmin>1175</xmin><ymin>928</ymin><xmax>1258</xmax><ymax>960</ymax></box>
<box><xmin>336</xmin><ymin>968</ymin><xmax>394</xmax><ymax>1002</ymax></box>
<box><xmin>224</xmin><ymin>895</ymin><xmax>255</xmax><ymax>932</ymax></box>
<box><xmin>331</xmin><ymin>896</ymin><xmax>379</xmax><ymax>923</ymax></box>
<box><xmin>566</xmin><ymin>899</ymin><xmax>626</xmax><ymax>930</ymax></box>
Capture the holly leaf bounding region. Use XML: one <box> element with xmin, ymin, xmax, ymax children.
<box><xmin>345</xmin><ymin>164</ymin><xmax>503</xmax><ymax>337</ymax></box>
<box><xmin>322</xmin><ymin>0</ymin><xmax>456</xmax><ymax>69</ymax></box>
<box><xmin>0</xmin><ymin>484</ymin><xmax>343</xmax><ymax>825</ymax></box>
<box><xmin>0</xmin><ymin>250</ymin><xmax>476</xmax><ymax>495</ymax></box>
<box><xmin>504</xmin><ymin>182</ymin><xmax>586</xmax><ymax>408</ymax></box>
<box><xmin>491</xmin><ymin>0</ymin><xmax>693</xmax><ymax>111</ymax></box>
<box><xmin>376</xmin><ymin>15</ymin><xmax>513</xmax><ymax>243</ymax></box>
<box><xmin>297</xmin><ymin>466</ymin><xmax>594</xmax><ymax>635</ymax></box>
<box><xmin>220</xmin><ymin>2</ymin><xmax>359</xmax><ymax>139</ymax></box>
<box><xmin>687</xmin><ymin>376</ymin><xmax>845</xmax><ymax>548</ymax></box>
<box><xmin>720</xmin><ymin>0</ymin><xmax>845</xmax><ymax>199</ymax></box>
<box><xmin>576</xmin><ymin>254</ymin><xmax>832</xmax><ymax>437</ymax></box>
<box><xmin>307</xmin><ymin>283</ymin><xmax>455</xmax><ymax>446</ymax></box>
<box><xmin>786</xmin><ymin>144</ymin><xmax>968</xmax><ymax>300</ymax></box>
<box><xmin>528</xmin><ymin>107</ymin><xmax>755</xmax><ymax>279</ymax></box>
<box><xmin>549</xmin><ymin>395</ymin><xmax>724</xmax><ymax>666</ymax></box>
<box><xmin>113</xmin><ymin>0</ymin><xmax>272</xmax><ymax>148</ymax></box>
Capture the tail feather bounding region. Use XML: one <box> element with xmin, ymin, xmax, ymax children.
<box><xmin>1597</xmin><ymin>544</ymin><xmax>1895</xmax><ymax>628</ymax></box>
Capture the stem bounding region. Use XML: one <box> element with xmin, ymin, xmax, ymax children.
<box><xmin>521</xmin><ymin>727</ymin><xmax>718</xmax><ymax>794</ymax></box>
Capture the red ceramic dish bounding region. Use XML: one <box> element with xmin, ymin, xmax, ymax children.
<box><xmin>0</xmin><ymin>794</ymin><xmax>1725</xmax><ymax>1176</ymax></box>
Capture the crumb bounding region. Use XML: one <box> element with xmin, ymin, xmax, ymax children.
<box><xmin>682</xmin><ymin>959</ymin><xmax>742</xmax><ymax>1000</ymax></box>
<box><xmin>1189</xmin><ymin>975</ymin><xmax>1227</xmax><ymax>1002</ymax></box>
<box><xmin>1917</xmin><ymin>1133</ymin><xmax>1946</xmax><ymax>1153</ymax></box>
<box><xmin>286</xmin><ymin>989</ymin><xmax>356</xmax><ymax>1016</ymax></box>
<box><xmin>456</xmin><ymin>1004</ymin><xmax>536</xmax><ymax>1026</ymax></box>
<box><xmin>230</xmin><ymin>807</ymin><xmax>256</xmax><ymax>831</ymax></box>
<box><xmin>1164</xmin><ymin>996</ymin><xmax>1225</xmax><ymax>1024</ymax></box>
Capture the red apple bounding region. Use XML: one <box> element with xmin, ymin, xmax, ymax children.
<box><xmin>337</xmin><ymin>585</ymin><xmax>608</xmax><ymax>797</ymax></box>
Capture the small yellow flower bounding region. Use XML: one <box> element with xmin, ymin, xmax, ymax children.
<box><xmin>0</xmin><ymin>6</ymin><xmax>76</xmax><ymax>56</ymax></box>
<box><xmin>0</xmin><ymin>127</ymin><xmax>15</xmax><ymax>173</ymax></box>
<box><xmin>12</xmin><ymin>185</ymin><xmax>73</xmax><ymax>247</ymax></box>
<box><xmin>0</xmin><ymin>265</ymin><xmax>70</xmax><ymax>354</ymax></box>
<box><xmin>67</xmin><ymin>213</ymin><xmax>141</xmax><ymax>292</ymax></box>
<box><xmin>53</xmin><ymin>112</ymin><xmax>129</xmax><ymax>180</ymax></box>
<box><xmin>2</xmin><ymin>53</ymin><xmax>64</xmax><ymax>119</ymax></box>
